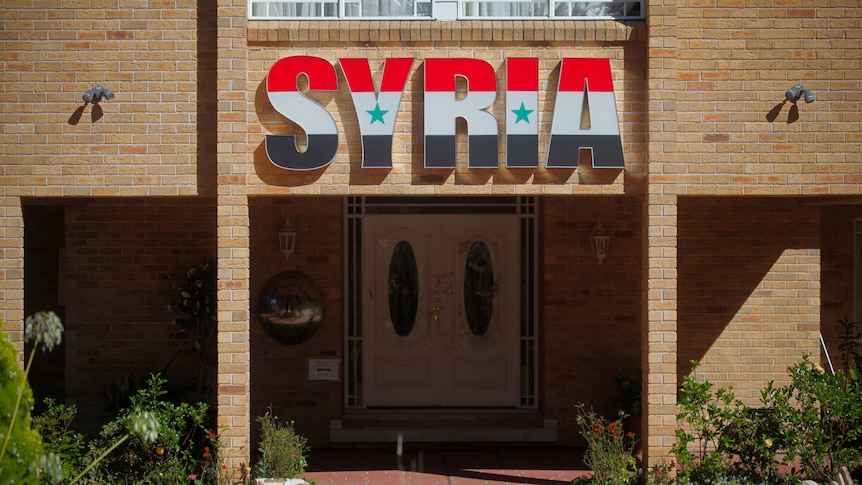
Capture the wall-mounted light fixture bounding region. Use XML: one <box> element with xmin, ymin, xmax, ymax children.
<box><xmin>785</xmin><ymin>84</ymin><xmax>815</xmax><ymax>104</ymax></box>
<box><xmin>278</xmin><ymin>218</ymin><xmax>297</xmax><ymax>261</ymax></box>
<box><xmin>590</xmin><ymin>222</ymin><xmax>610</xmax><ymax>264</ymax></box>
<box><xmin>82</xmin><ymin>85</ymin><xmax>114</xmax><ymax>104</ymax></box>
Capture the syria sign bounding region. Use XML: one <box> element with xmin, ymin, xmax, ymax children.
<box><xmin>265</xmin><ymin>56</ymin><xmax>625</xmax><ymax>171</ymax></box>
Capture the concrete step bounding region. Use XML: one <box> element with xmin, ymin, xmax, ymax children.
<box><xmin>330</xmin><ymin>409</ymin><xmax>557</xmax><ymax>443</ymax></box>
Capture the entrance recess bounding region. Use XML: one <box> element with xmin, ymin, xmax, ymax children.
<box><xmin>338</xmin><ymin>197</ymin><xmax>549</xmax><ymax>442</ymax></box>
<box><xmin>343</xmin><ymin>196</ymin><xmax>538</xmax><ymax>413</ymax></box>
<box><xmin>362</xmin><ymin>214</ymin><xmax>519</xmax><ymax>407</ymax></box>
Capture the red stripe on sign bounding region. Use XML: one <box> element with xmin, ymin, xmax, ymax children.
<box><xmin>557</xmin><ymin>58</ymin><xmax>614</xmax><ymax>93</ymax></box>
<box><xmin>380</xmin><ymin>58</ymin><xmax>414</xmax><ymax>92</ymax></box>
<box><xmin>425</xmin><ymin>58</ymin><xmax>497</xmax><ymax>92</ymax></box>
<box><xmin>506</xmin><ymin>58</ymin><xmax>538</xmax><ymax>91</ymax></box>
<box><xmin>341</xmin><ymin>58</ymin><xmax>413</xmax><ymax>93</ymax></box>
<box><xmin>268</xmin><ymin>56</ymin><xmax>338</xmax><ymax>93</ymax></box>
<box><xmin>339</xmin><ymin>58</ymin><xmax>374</xmax><ymax>93</ymax></box>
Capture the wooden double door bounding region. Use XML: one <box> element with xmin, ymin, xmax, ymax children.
<box><xmin>361</xmin><ymin>214</ymin><xmax>520</xmax><ymax>407</ymax></box>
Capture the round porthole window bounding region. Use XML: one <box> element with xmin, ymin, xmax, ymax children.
<box><xmin>258</xmin><ymin>271</ymin><xmax>323</xmax><ymax>345</ymax></box>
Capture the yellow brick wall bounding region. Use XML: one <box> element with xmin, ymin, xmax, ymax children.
<box><xmin>59</xmin><ymin>197</ymin><xmax>218</xmax><ymax>434</ymax></box>
<box><xmin>0</xmin><ymin>0</ymin><xmax>215</xmax><ymax>198</ymax></box>
<box><xmin>543</xmin><ymin>195</ymin><xmax>643</xmax><ymax>444</ymax></box>
<box><xmin>1</xmin><ymin>0</ymin><xmax>860</xmax><ymax>473</ymax></box>
<box><xmin>673</xmin><ymin>0</ymin><xmax>862</xmax><ymax>196</ymax></box>
<box><xmin>677</xmin><ymin>197</ymin><xmax>821</xmax><ymax>403</ymax></box>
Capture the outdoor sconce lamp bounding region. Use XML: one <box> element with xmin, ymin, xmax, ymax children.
<box><xmin>590</xmin><ymin>222</ymin><xmax>610</xmax><ymax>264</ymax></box>
<box><xmin>82</xmin><ymin>85</ymin><xmax>114</xmax><ymax>104</ymax></box>
<box><xmin>785</xmin><ymin>84</ymin><xmax>815</xmax><ymax>104</ymax></box>
<box><xmin>278</xmin><ymin>218</ymin><xmax>297</xmax><ymax>261</ymax></box>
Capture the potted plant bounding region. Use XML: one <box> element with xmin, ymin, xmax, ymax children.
<box><xmin>254</xmin><ymin>406</ymin><xmax>310</xmax><ymax>485</ymax></box>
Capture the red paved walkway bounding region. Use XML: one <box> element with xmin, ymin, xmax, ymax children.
<box><xmin>301</xmin><ymin>446</ymin><xmax>589</xmax><ymax>485</ymax></box>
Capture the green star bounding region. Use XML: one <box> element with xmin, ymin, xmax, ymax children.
<box><xmin>512</xmin><ymin>102</ymin><xmax>534</xmax><ymax>124</ymax></box>
<box><xmin>367</xmin><ymin>103</ymin><xmax>388</xmax><ymax>125</ymax></box>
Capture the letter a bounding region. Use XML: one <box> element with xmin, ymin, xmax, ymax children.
<box><xmin>547</xmin><ymin>58</ymin><xmax>625</xmax><ymax>169</ymax></box>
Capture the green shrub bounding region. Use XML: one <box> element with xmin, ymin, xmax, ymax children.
<box><xmin>254</xmin><ymin>406</ymin><xmax>309</xmax><ymax>479</ymax></box>
<box><xmin>837</xmin><ymin>317</ymin><xmax>861</xmax><ymax>380</ymax></box>
<box><xmin>674</xmin><ymin>357</ymin><xmax>862</xmax><ymax>485</ymax></box>
<box><xmin>32</xmin><ymin>399</ymin><xmax>88</xmax><ymax>481</ymax></box>
<box><xmin>0</xmin><ymin>312</ymin><xmax>65</xmax><ymax>484</ymax></box>
<box><xmin>84</xmin><ymin>373</ymin><xmax>216</xmax><ymax>484</ymax></box>
<box><xmin>574</xmin><ymin>404</ymin><xmax>638</xmax><ymax>485</ymax></box>
<box><xmin>673</xmin><ymin>361</ymin><xmax>741</xmax><ymax>484</ymax></box>
<box><xmin>0</xmin><ymin>331</ymin><xmax>46</xmax><ymax>483</ymax></box>
<box><xmin>763</xmin><ymin>355</ymin><xmax>862</xmax><ymax>483</ymax></box>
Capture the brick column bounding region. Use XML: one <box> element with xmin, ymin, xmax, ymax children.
<box><xmin>641</xmin><ymin>194</ymin><xmax>678</xmax><ymax>470</ymax></box>
<box><xmin>0</xmin><ymin>196</ymin><xmax>24</xmax><ymax>359</ymax></box>
<box><xmin>216</xmin><ymin>0</ymin><xmax>250</xmax><ymax>473</ymax></box>
<box><xmin>216</xmin><ymin>191</ymin><xmax>251</xmax><ymax>472</ymax></box>
<box><xmin>643</xmin><ymin>0</ymin><xmax>679</xmax><ymax>472</ymax></box>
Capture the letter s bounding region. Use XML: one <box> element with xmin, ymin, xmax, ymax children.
<box><xmin>266</xmin><ymin>56</ymin><xmax>338</xmax><ymax>171</ymax></box>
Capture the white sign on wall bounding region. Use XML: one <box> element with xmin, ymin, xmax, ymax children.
<box><xmin>308</xmin><ymin>358</ymin><xmax>340</xmax><ymax>381</ymax></box>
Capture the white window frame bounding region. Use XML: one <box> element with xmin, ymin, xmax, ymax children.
<box><xmin>248</xmin><ymin>0</ymin><xmax>643</xmax><ymax>19</ymax></box>
<box><xmin>248</xmin><ymin>0</ymin><xmax>433</xmax><ymax>19</ymax></box>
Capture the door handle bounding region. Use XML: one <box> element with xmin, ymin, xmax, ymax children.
<box><xmin>433</xmin><ymin>305</ymin><xmax>439</xmax><ymax>321</ymax></box>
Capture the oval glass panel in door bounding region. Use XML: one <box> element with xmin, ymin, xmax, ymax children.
<box><xmin>388</xmin><ymin>241</ymin><xmax>419</xmax><ymax>337</ymax></box>
<box><xmin>464</xmin><ymin>241</ymin><xmax>494</xmax><ymax>336</ymax></box>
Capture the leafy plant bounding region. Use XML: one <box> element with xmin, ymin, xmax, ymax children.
<box><xmin>193</xmin><ymin>429</ymin><xmax>226</xmax><ymax>484</ymax></box>
<box><xmin>32</xmin><ymin>398</ymin><xmax>88</xmax><ymax>481</ymax></box>
<box><xmin>646</xmin><ymin>458</ymin><xmax>676</xmax><ymax>485</ymax></box>
<box><xmin>674</xmin><ymin>357</ymin><xmax>862</xmax><ymax>485</ymax></box>
<box><xmin>0</xmin><ymin>312</ymin><xmax>64</xmax><ymax>484</ymax></box>
<box><xmin>70</xmin><ymin>410</ymin><xmax>160</xmax><ymax>484</ymax></box>
<box><xmin>574</xmin><ymin>403</ymin><xmax>638</xmax><ymax>485</ymax></box>
<box><xmin>719</xmin><ymin>407</ymin><xmax>782</xmax><ymax>484</ymax></box>
<box><xmin>0</xmin><ymin>331</ymin><xmax>48</xmax><ymax>483</ymax></box>
<box><xmin>85</xmin><ymin>373</ymin><xmax>215</xmax><ymax>484</ymax></box>
<box><xmin>103</xmin><ymin>371</ymin><xmax>148</xmax><ymax>416</ymax></box>
<box><xmin>837</xmin><ymin>317</ymin><xmax>861</xmax><ymax>380</ymax></box>
<box><xmin>673</xmin><ymin>361</ymin><xmax>741</xmax><ymax>484</ymax></box>
<box><xmin>254</xmin><ymin>406</ymin><xmax>309</xmax><ymax>479</ymax></box>
<box><xmin>762</xmin><ymin>355</ymin><xmax>862</xmax><ymax>483</ymax></box>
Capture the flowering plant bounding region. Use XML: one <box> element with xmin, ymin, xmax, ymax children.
<box><xmin>173</xmin><ymin>259</ymin><xmax>217</xmax><ymax>337</ymax></box>
<box><xmin>254</xmin><ymin>406</ymin><xmax>309</xmax><ymax>479</ymax></box>
<box><xmin>193</xmin><ymin>430</ymin><xmax>224</xmax><ymax>484</ymax></box>
<box><xmin>575</xmin><ymin>403</ymin><xmax>638</xmax><ymax>485</ymax></box>
<box><xmin>172</xmin><ymin>259</ymin><xmax>217</xmax><ymax>398</ymax></box>
<box><xmin>647</xmin><ymin>458</ymin><xmax>676</xmax><ymax>485</ymax></box>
